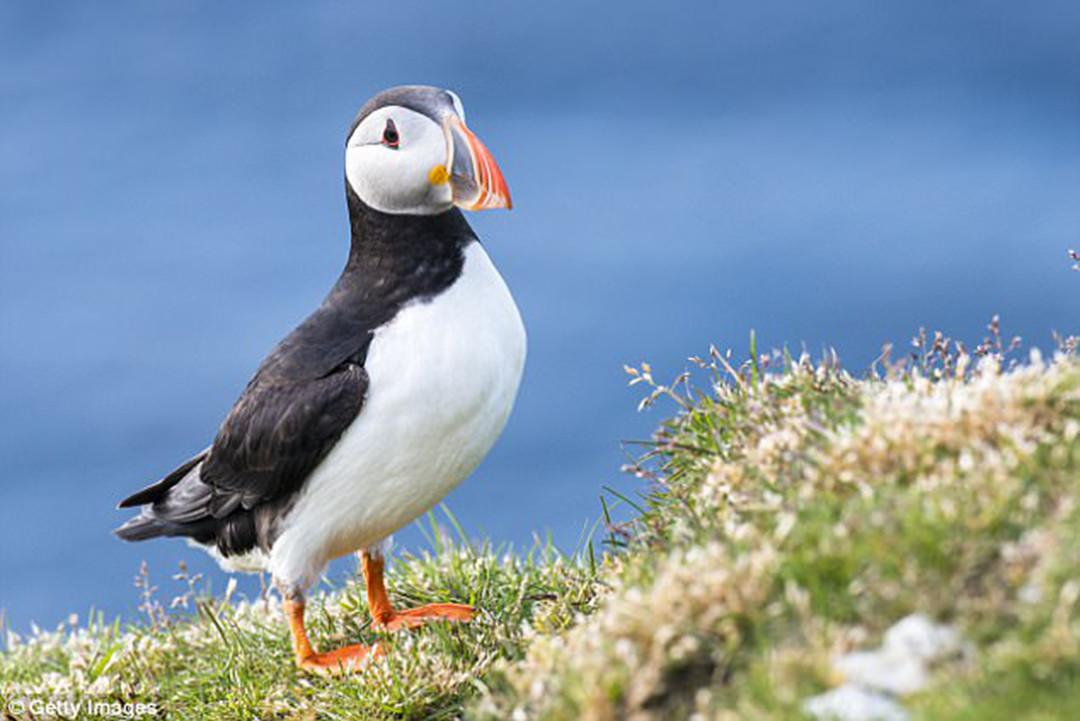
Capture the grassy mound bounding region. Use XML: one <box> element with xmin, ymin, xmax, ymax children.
<box><xmin>478</xmin><ymin>342</ymin><xmax>1080</xmax><ymax>720</ymax></box>
<box><xmin>2</xmin><ymin>338</ymin><xmax>1078</xmax><ymax>720</ymax></box>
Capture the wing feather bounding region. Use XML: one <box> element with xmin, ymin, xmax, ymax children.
<box><xmin>200</xmin><ymin>362</ymin><xmax>368</xmax><ymax>517</ymax></box>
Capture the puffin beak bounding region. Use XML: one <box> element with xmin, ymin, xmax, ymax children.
<box><xmin>440</xmin><ymin>116</ymin><xmax>512</xmax><ymax>211</ymax></box>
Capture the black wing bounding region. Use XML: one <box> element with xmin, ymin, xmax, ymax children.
<box><xmin>185</xmin><ymin>278</ymin><xmax>383</xmax><ymax>518</ymax></box>
<box><xmin>115</xmin><ymin>361</ymin><xmax>368</xmax><ymax>552</ymax></box>
<box><xmin>199</xmin><ymin>362</ymin><xmax>368</xmax><ymax>517</ymax></box>
<box><xmin>116</xmin><ymin>363</ymin><xmax>367</xmax><ymax>515</ymax></box>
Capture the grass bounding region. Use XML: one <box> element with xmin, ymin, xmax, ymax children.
<box><xmin>2</xmin><ymin>327</ymin><xmax>1078</xmax><ymax>720</ymax></box>
<box><xmin>0</xmin><ymin>519</ymin><xmax>601</xmax><ymax>720</ymax></box>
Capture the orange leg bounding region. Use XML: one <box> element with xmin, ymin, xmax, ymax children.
<box><xmin>362</xmin><ymin>550</ymin><xmax>476</xmax><ymax>631</ymax></box>
<box><xmin>285</xmin><ymin>597</ymin><xmax>379</xmax><ymax>676</ymax></box>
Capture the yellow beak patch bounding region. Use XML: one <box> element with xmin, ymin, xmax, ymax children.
<box><xmin>428</xmin><ymin>164</ymin><xmax>450</xmax><ymax>186</ymax></box>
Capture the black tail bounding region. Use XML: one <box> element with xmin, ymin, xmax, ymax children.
<box><xmin>114</xmin><ymin>513</ymin><xmax>168</xmax><ymax>542</ymax></box>
<box><xmin>117</xmin><ymin>452</ymin><xmax>207</xmax><ymax>509</ymax></box>
<box><xmin>114</xmin><ymin>510</ymin><xmax>219</xmax><ymax>544</ymax></box>
<box><xmin>115</xmin><ymin>450</ymin><xmax>211</xmax><ymax>543</ymax></box>
<box><xmin>114</xmin><ymin>449</ymin><xmax>263</xmax><ymax>558</ymax></box>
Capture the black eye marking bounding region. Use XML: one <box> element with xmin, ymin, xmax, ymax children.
<box><xmin>382</xmin><ymin>119</ymin><xmax>400</xmax><ymax>148</ymax></box>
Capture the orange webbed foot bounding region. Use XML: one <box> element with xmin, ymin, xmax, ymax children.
<box><xmin>377</xmin><ymin>602</ymin><xmax>476</xmax><ymax>631</ymax></box>
<box><xmin>297</xmin><ymin>643</ymin><xmax>382</xmax><ymax>677</ymax></box>
<box><xmin>285</xmin><ymin>596</ymin><xmax>382</xmax><ymax>677</ymax></box>
<box><xmin>361</xmin><ymin>551</ymin><xmax>477</xmax><ymax>632</ymax></box>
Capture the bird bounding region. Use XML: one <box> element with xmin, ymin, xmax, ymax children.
<box><xmin>115</xmin><ymin>85</ymin><xmax>525</xmax><ymax>675</ymax></box>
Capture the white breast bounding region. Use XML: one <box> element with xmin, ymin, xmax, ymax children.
<box><xmin>268</xmin><ymin>242</ymin><xmax>526</xmax><ymax>593</ymax></box>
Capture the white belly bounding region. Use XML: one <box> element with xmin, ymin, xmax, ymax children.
<box><xmin>268</xmin><ymin>242</ymin><xmax>526</xmax><ymax>592</ymax></box>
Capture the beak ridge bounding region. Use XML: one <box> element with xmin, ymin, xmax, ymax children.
<box><xmin>443</xmin><ymin>117</ymin><xmax>512</xmax><ymax>211</ymax></box>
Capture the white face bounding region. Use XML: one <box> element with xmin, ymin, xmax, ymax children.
<box><xmin>345</xmin><ymin>106</ymin><xmax>453</xmax><ymax>215</ymax></box>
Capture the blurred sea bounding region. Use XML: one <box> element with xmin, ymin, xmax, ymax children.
<box><xmin>1</xmin><ymin>1</ymin><xmax>1077</xmax><ymax>631</ymax></box>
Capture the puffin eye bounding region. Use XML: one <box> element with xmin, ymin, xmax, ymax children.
<box><xmin>382</xmin><ymin>119</ymin><xmax>400</xmax><ymax>148</ymax></box>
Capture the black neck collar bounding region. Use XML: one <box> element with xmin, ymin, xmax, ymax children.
<box><xmin>344</xmin><ymin>183</ymin><xmax>475</xmax><ymax>268</ymax></box>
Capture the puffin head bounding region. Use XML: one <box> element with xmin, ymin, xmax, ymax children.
<box><xmin>345</xmin><ymin>85</ymin><xmax>511</xmax><ymax>216</ymax></box>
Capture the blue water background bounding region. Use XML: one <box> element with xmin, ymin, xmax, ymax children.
<box><xmin>1</xmin><ymin>1</ymin><xmax>1078</xmax><ymax>632</ymax></box>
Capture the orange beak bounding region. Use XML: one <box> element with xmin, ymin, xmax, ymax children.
<box><xmin>442</xmin><ymin>116</ymin><xmax>512</xmax><ymax>211</ymax></box>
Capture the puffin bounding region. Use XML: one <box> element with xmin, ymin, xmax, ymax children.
<box><xmin>115</xmin><ymin>85</ymin><xmax>525</xmax><ymax>675</ymax></box>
